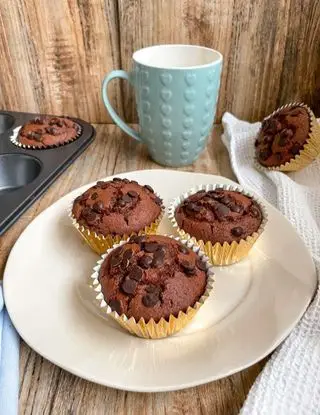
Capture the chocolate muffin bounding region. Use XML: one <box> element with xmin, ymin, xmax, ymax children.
<box><xmin>255</xmin><ymin>105</ymin><xmax>310</xmax><ymax>168</ymax></box>
<box><xmin>98</xmin><ymin>235</ymin><xmax>209</xmax><ymax>323</ymax></box>
<box><xmin>174</xmin><ymin>188</ymin><xmax>263</xmax><ymax>245</ymax></box>
<box><xmin>72</xmin><ymin>178</ymin><xmax>162</xmax><ymax>237</ymax></box>
<box><xmin>16</xmin><ymin>116</ymin><xmax>81</xmax><ymax>148</ymax></box>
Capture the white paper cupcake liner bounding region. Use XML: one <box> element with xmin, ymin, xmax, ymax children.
<box><xmin>10</xmin><ymin>122</ymin><xmax>82</xmax><ymax>150</ymax></box>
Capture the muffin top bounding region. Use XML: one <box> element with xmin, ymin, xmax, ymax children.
<box><xmin>18</xmin><ymin>116</ymin><xmax>81</xmax><ymax>148</ymax></box>
<box><xmin>98</xmin><ymin>235</ymin><xmax>208</xmax><ymax>322</ymax></box>
<box><xmin>175</xmin><ymin>189</ymin><xmax>263</xmax><ymax>244</ymax></box>
<box><xmin>255</xmin><ymin>105</ymin><xmax>310</xmax><ymax>167</ymax></box>
<box><xmin>72</xmin><ymin>178</ymin><xmax>162</xmax><ymax>236</ymax></box>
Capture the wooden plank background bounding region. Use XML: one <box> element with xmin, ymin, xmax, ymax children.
<box><xmin>0</xmin><ymin>0</ymin><xmax>320</xmax><ymax>124</ymax></box>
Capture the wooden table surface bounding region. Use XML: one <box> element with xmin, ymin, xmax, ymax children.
<box><xmin>0</xmin><ymin>124</ymin><xmax>266</xmax><ymax>415</ymax></box>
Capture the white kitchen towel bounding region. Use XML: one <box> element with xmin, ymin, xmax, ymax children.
<box><xmin>222</xmin><ymin>112</ymin><xmax>320</xmax><ymax>415</ymax></box>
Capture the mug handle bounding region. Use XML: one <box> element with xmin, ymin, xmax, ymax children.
<box><xmin>102</xmin><ymin>70</ymin><xmax>142</xmax><ymax>142</ymax></box>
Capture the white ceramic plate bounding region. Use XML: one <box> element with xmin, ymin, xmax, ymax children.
<box><xmin>4</xmin><ymin>170</ymin><xmax>317</xmax><ymax>392</ymax></box>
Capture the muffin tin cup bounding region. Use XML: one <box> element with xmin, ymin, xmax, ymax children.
<box><xmin>168</xmin><ymin>184</ymin><xmax>268</xmax><ymax>266</ymax></box>
<box><xmin>255</xmin><ymin>103</ymin><xmax>320</xmax><ymax>172</ymax></box>
<box><xmin>10</xmin><ymin>123</ymin><xmax>83</xmax><ymax>150</ymax></box>
<box><xmin>69</xmin><ymin>195</ymin><xmax>165</xmax><ymax>255</ymax></box>
<box><xmin>90</xmin><ymin>236</ymin><xmax>215</xmax><ymax>339</ymax></box>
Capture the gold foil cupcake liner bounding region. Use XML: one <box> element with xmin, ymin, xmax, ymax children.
<box><xmin>255</xmin><ymin>102</ymin><xmax>320</xmax><ymax>172</ymax></box>
<box><xmin>10</xmin><ymin>121</ymin><xmax>82</xmax><ymax>150</ymax></box>
<box><xmin>90</xmin><ymin>236</ymin><xmax>215</xmax><ymax>339</ymax></box>
<box><xmin>168</xmin><ymin>183</ymin><xmax>268</xmax><ymax>266</ymax></box>
<box><xmin>69</xmin><ymin>192</ymin><xmax>164</xmax><ymax>255</ymax></box>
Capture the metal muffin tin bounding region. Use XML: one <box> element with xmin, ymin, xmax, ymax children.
<box><xmin>0</xmin><ymin>110</ymin><xmax>95</xmax><ymax>235</ymax></box>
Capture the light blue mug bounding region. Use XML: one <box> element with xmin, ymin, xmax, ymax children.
<box><xmin>102</xmin><ymin>44</ymin><xmax>223</xmax><ymax>167</ymax></box>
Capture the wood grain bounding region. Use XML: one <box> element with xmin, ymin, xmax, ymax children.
<box><xmin>1</xmin><ymin>0</ymin><xmax>320</xmax><ymax>122</ymax></box>
<box><xmin>118</xmin><ymin>0</ymin><xmax>320</xmax><ymax>122</ymax></box>
<box><xmin>0</xmin><ymin>0</ymin><xmax>122</xmax><ymax>123</ymax></box>
<box><xmin>0</xmin><ymin>124</ymin><xmax>268</xmax><ymax>414</ymax></box>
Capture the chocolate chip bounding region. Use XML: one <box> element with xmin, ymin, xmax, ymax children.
<box><xmin>189</xmin><ymin>190</ymin><xmax>206</xmax><ymax>202</ymax></box>
<box><xmin>262</xmin><ymin>118</ymin><xmax>278</xmax><ymax>133</ymax></box>
<box><xmin>128</xmin><ymin>190</ymin><xmax>138</xmax><ymax>198</ymax></box>
<box><xmin>93</xmin><ymin>201</ymin><xmax>104</xmax><ymax>213</ymax></box>
<box><xmin>110</xmin><ymin>255</ymin><xmax>122</xmax><ymax>268</ymax></box>
<box><xmin>196</xmin><ymin>258</ymin><xmax>207</xmax><ymax>271</ymax></box>
<box><xmin>154</xmin><ymin>197</ymin><xmax>162</xmax><ymax>206</ymax></box>
<box><xmin>290</xmin><ymin>143</ymin><xmax>302</xmax><ymax>156</ymax></box>
<box><xmin>122</xmin><ymin>194</ymin><xmax>132</xmax><ymax>203</ymax></box>
<box><xmin>152</xmin><ymin>250</ymin><xmax>165</xmax><ymax>267</ymax></box>
<box><xmin>129</xmin><ymin>235</ymin><xmax>145</xmax><ymax>244</ymax></box>
<box><xmin>96</xmin><ymin>181</ymin><xmax>107</xmax><ymax>188</ymax></box>
<box><xmin>278</xmin><ymin>136</ymin><xmax>289</xmax><ymax>147</ymax></box>
<box><xmin>49</xmin><ymin>118</ymin><xmax>59</xmax><ymax>126</ymax></box>
<box><xmin>258</xmin><ymin>148</ymin><xmax>272</xmax><ymax>161</ymax></box>
<box><xmin>121</xmin><ymin>277</ymin><xmax>137</xmax><ymax>295</ymax></box>
<box><xmin>109</xmin><ymin>299</ymin><xmax>122</xmax><ymax>314</ymax></box>
<box><xmin>250</xmin><ymin>205</ymin><xmax>261</xmax><ymax>218</ymax></box>
<box><xmin>143</xmin><ymin>242</ymin><xmax>159</xmax><ymax>253</ymax></box>
<box><xmin>263</xmin><ymin>135</ymin><xmax>274</xmax><ymax>145</ymax></box>
<box><xmin>27</xmin><ymin>131</ymin><xmax>42</xmax><ymax>141</ymax></box>
<box><xmin>229</xmin><ymin>202</ymin><xmax>243</xmax><ymax>213</ymax></box>
<box><xmin>142</xmin><ymin>293</ymin><xmax>159</xmax><ymax>307</ymax></box>
<box><xmin>231</xmin><ymin>226</ymin><xmax>244</xmax><ymax>237</ymax></box>
<box><xmin>157</xmin><ymin>245</ymin><xmax>166</xmax><ymax>255</ymax></box>
<box><xmin>123</xmin><ymin>179</ymin><xmax>130</xmax><ymax>183</ymax></box>
<box><xmin>33</xmin><ymin>118</ymin><xmax>43</xmax><ymax>125</ymax></box>
<box><xmin>202</xmin><ymin>196</ymin><xmax>213</xmax><ymax>203</ymax></box>
<box><xmin>280</xmin><ymin>128</ymin><xmax>293</xmax><ymax>139</ymax></box>
<box><xmin>113</xmin><ymin>177</ymin><xmax>122</xmax><ymax>182</ymax></box>
<box><xmin>55</xmin><ymin>120</ymin><xmax>63</xmax><ymax>127</ymax></box>
<box><xmin>275</xmin><ymin>152</ymin><xmax>283</xmax><ymax>162</ymax></box>
<box><xmin>129</xmin><ymin>265</ymin><xmax>143</xmax><ymax>281</ymax></box>
<box><xmin>46</xmin><ymin>127</ymin><xmax>57</xmax><ymax>135</ymax></box>
<box><xmin>178</xmin><ymin>244</ymin><xmax>189</xmax><ymax>254</ymax></box>
<box><xmin>215</xmin><ymin>204</ymin><xmax>230</xmax><ymax>221</ymax></box>
<box><xmin>208</xmin><ymin>190</ymin><xmax>224</xmax><ymax>200</ymax></box>
<box><xmin>181</xmin><ymin>260</ymin><xmax>195</xmax><ymax>276</ymax></box>
<box><xmin>82</xmin><ymin>207</ymin><xmax>96</xmax><ymax>221</ymax></box>
<box><xmin>221</xmin><ymin>195</ymin><xmax>232</xmax><ymax>205</ymax></box>
<box><xmin>119</xmin><ymin>199</ymin><xmax>126</xmax><ymax>207</ymax></box>
<box><xmin>186</xmin><ymin>202</ymin><xmax>201</xmax><ymax>213</ymax></box>
<box><xmin>144</xmin><ymin>185</ymin><xmax>154</xmax><ymax>193</ymax></box>
<box><xmin>123</xmin><ymin>249</ymin><xmax>133</xmax><ymax>261</ymax></box>
<box><xmin>254</xmin><ymin>139</ymin><xmax>259</xmax><ymax>147</ymax></box>
<box><xmin>86</xmin><ymin>212</ymin><xmax>97</xmax><ymax>222</ymax></box>
<box><xmin>33</xmin><ymin>132</ymin><xmax>42</xmax><ymax>141</ymax></box>
<box><xmin>146</xmin><ymin>285</ymin><xmax>161</xmax><ymax>294</ymax></box>
<box><xmin>91</xmin><ymin>192</ymin><xmax>98</xmax><ymax>200</ymax></box>
<box><xmin>121</xmin><ymin>258</ymin><xmax>130</xmax><ymax>270</ymax></box>
<box><xmin>139</xmin><ymin>255</ymin><xmax>153</xmax><ymax>269</ymax></box>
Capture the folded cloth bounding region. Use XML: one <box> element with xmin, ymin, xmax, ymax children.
<box><xmin>222</xmin><ymin>113</ymin><xmax>320</xmax><ymax>415</ymax></box>
<box><xmin>0</xmin><ymin>283</ymin><xmax>19</xmax><ymax>415</ymax></box>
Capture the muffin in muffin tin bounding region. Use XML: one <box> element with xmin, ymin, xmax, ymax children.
<box><xmin>11</xmin><ymin>115</ymin><xmax>82</xmax><ymax>149</ymax></box>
